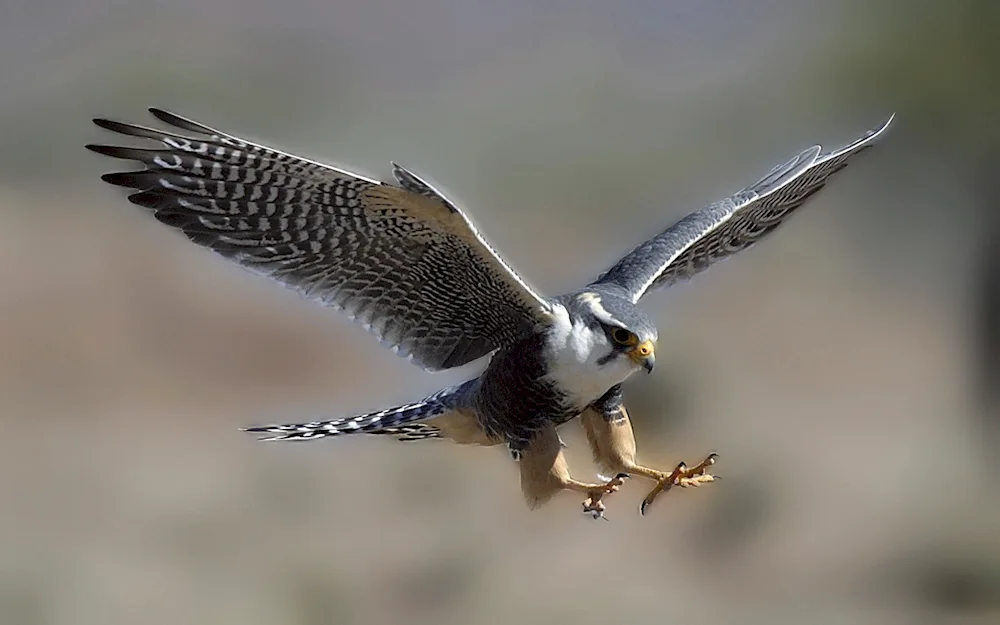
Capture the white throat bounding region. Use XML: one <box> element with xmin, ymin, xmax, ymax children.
<box><xmin>541</xmin><ymin>303</ymin><xmax>639</xmax><ymax>407</ymax></box>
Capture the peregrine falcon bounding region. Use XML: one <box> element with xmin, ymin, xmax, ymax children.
<box><xmin>87</xmin><ymin>109</ymin><xmax>893</xmax><ymax>517</ymax></box>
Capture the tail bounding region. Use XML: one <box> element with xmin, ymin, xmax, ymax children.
<box><xmin>241</xmin><ymin>382</ymin><xmax>473</xmax><ymax>442</ymax></box>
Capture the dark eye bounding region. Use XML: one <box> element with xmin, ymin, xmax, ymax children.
<box><xmin>611</xmin><ymin>328</ymin><xmax>635</xmax><ymax>345</ymax></box>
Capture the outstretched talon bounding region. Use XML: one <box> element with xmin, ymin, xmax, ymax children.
<box><xmin>639</xmin><ymin>453</ymin><xmax>719</xmax><ymax>516</ymax></box>
<box><xmin>582</xmin><ymin>472</ymin><xmax>630</xmax><ymax>519</ymax></box>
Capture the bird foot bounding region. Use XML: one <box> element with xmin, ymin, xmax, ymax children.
<box><xmin>639</xmin><ymin>452</ymin><xmax>719</xmax><ymax>516</ymax></box>
<box><xmin>582</xmin><ymin>473</ymin><xmax>630</xmax><ymax>519</ymax></box>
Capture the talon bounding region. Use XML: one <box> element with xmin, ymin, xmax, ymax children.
<box><xmin>638</xmin><ymin>452</ymin><xmax>720</xmax><ymax>516</ymax></box>
<box><xmin>687</xmin><ymin>453</ymin><xmax>718</xmax><ymax>477</ymax></box>
<box><xmin>582</xmin><ymin>498</ymin><xmax>607</xmax><ymax>519</ymax></box>
<box><xmin>600</xmin><ymin>474</ymin><xmax>628</xmax><ymax>493</ymax></box>
<box><xmin>584</xmin><ymin>507</ymin><xmax>609</xmax><ymax>520</ymax></box>
<box><xmin>580</xmin><ymin>472</ymin><xmax>628</xmax><ymax>518</ymax></box>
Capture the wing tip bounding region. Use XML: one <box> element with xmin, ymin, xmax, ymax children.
<box><xmin>99</xmin><ymin>171</ymin><xmax>123</xmax><ymax>185</ymax></box>
<box><xmin>148</xmin><ymin>107</ymin><xmax>223</xmax><ymax>136</ymax></box>
<box><xmin>873</xmin><ymin>112</ymin><xmax>896</xmax><ymax>137</ymax></box>
<box><xmin>127</xmin><ymin>190</ymin><xmax>169</xmax><ymax>210</ymax></box>
<box><xmin>92</xmin><ymin>117</ymin><xmax>128</xmax><ymax>133</ymax></box>
<box><xmin>147</xmin><ymin>106</ymin><xmax>178</xmax><ymax>125</ymax></box>
<box><xmin>99</xmin><ymin>171</ymin><xmax>139</xmax><ymax>187</ymax></box>
<box><xmin>85</xmin><ymin>143</ymin><xmax>131</xmax><ymax>158</ymax></box>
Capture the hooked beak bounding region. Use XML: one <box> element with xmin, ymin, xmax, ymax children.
<box><xmin>628</xmin><ymin>339</ymin><xmax>655</xmax><ymax>373</ymax></box>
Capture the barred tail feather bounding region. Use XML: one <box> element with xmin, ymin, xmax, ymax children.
<box><xmin>241</xmin><ymin>383</ymin><xmax>470</xmax><ymax>442</ymax></box>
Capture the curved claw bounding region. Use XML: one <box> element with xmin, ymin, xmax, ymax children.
<box><xmin>639</xmin><ymin>497</ymin><xmax>652</xmax><ymax>517</ymax></box>
<box><xmin>690</xmin><ymin>453</ymin><xmax>718</xmax><ymax>476</ymax></box>
<box><xmin>638</xmin><ymin>453</ymin><xmax>720</xmax><ymax>516</ymax></box>
<box><xmin>581</xmin><ymin>473</ymin><xmax>630</xmax><ymax>519</ymax></box>
<box><xmin>583</xmin><ymin>500</ymin><xmax>607</xmax><ymax>519</ymax></box>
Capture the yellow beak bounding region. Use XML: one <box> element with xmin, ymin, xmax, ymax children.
<box><xmin>628</xmin><ymin>339</ymin><xmax>655</xmax><ymax>373</ymax></box>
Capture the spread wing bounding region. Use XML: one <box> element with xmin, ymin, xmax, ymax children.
<box><xmin>87</xmin><ymin>108</ymin><xmax>553</xmax><ymax>371</ymax></box>
<box><xmin>593</xmin><ymin>115</ymin><xmax>894</xmax><ymax>303</ymax></box>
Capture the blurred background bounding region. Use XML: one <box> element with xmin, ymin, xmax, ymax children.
<box><xmin>0</xmin><ymin>1</ymin><xmax>997</xmax><ymax>624</ymax></box>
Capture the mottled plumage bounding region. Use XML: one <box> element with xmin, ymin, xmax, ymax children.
<box><xmin>88</xmin><ymin>109</ymin><xmax>550</xmax><ymax>371</ymax></box>
<box><xmin>88</xmin><ymin>109</ymin><xmax>893</xmax><ymax>516</ymax></box>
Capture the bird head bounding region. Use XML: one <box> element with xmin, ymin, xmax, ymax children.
<box><xmin>580</xmin><ymin>290</ymin><xmax>657</xmax><ymax>374</ymax></box>
<box><xmin>550</xmin><ymin>288</ymin><xmax>658</xmax><ymax>378</ymax></box>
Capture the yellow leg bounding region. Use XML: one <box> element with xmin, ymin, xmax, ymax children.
<box><xmin>518</xmin><ymin>422</ymin><xmax>629</xmax><ymax>518</ymax></box>
<box><xmin>636</xmin><ymin>453</ymin><xmax>718</xmax><ymax>515</ymax></box>
<box><xmin>580</xmin><ymin>405</ymin><xmax>719</xmax><ymax>516</ymax></box>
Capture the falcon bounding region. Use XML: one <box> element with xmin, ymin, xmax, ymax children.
<box><xmin>87</xmin><ymin>108</ymin><xmax>893</xmax><ymax>517</ymax></box>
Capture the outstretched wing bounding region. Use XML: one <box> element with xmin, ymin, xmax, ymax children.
<box><xmin>87</xmin><ymin>108</ymin><xmax>552</xmax><ymax>370</ymax></box>
<box><xmin>592</xmin><ymin>115</ymin><xmax>894</xmax><ymax>302</ymax></box>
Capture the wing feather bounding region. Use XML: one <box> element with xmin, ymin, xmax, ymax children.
<box><xmin>87</xmin><ymin>108</ymin><xmax>552</xmax><ymax>370</ymax></box>
<box><xmin>593</xmin><ymin>115</ymin><xmax>894</xmax><ymax>302</ymax></box>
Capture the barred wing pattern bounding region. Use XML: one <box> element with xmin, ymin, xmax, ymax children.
<box><xmin>242</xmin><ymin>380</ymin><xmax>475</xmax><ymax>441</ymax></box>
<box><xmin>595</xmin><ymin>115</ymin><xmax>894</xmax><ymax>302</ymax></box>
<box><xmin>87</xmin><ymin>108</ymin><xmax>552</xmax><ymax>371</ymax></box>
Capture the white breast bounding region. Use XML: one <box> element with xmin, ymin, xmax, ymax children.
<box><xmin>541</xmin><ymin>303</ymin><xmax>638</xmax><ymax>408</ymax></box>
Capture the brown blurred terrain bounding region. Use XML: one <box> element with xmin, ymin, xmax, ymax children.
<box><xmin>0</xmin><ymin>2</ymin><xmax>998</xmax><ymax>624</ymax></box>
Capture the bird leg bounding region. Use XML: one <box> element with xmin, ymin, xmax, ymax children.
<box><xmin>580</xmin><ymin>404</ymin><xmax>720</xmax><ymax>516</ymax></box>
<box><xmin>636</xmin><ymin>453</ymin><xmax>718</xmax><ymax>516</ymax></box>
<box><xmin>517</xmin><ymin>422</ymin><xmax>629</xmax><ymax>518</ymax></box>
<box><xmin>564</xmin><ymin>472</ymin><xmax>631</xmax><ymax>519</ymax></box>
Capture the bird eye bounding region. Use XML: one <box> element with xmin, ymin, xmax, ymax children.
<box><xmin>611</xmin><ymin>328</ymin><xmax>636</xmax><ymax>346</ymax></box>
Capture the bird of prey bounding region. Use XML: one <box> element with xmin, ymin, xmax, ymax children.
<box><xmin>87</xmin><ymin>109</ymin><xmax>893</xmax><ymax>517</ymax></box>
